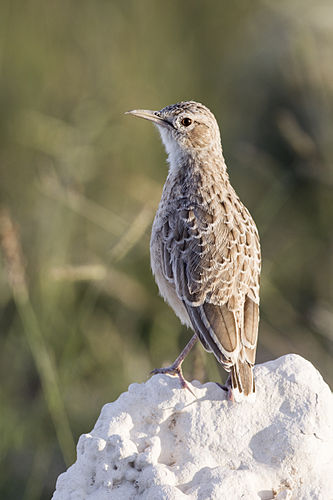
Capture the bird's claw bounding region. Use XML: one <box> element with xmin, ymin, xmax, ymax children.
<box><xmin>215</xmin><ymin>380</ymin><xmax>234</xmax><ymax>401</ymax></box>
<box><xmin>150</xmin><ymin>365</ymin><xmax>196</xmax><ymax>398</ymax></box>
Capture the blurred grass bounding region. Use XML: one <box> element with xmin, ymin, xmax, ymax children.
<box><xmin>0</xmin><ymin>0</ymin><xmax>332</xmax><ymax>498</ymax></box>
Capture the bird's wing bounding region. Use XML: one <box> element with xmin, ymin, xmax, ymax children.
<box><xmin>160</xmin><ymin>197</ymin><xmax>260</xmax><ymax>367</ymax></box>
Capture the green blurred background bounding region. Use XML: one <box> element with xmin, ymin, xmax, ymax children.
<box><xmin>0</xmin><ymin>0</ymin><xmax>332</xmax><ymax>498</ymax></box>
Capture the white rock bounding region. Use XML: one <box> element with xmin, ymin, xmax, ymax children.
<box><xmin>53</xmin><ymin>354</ymin><xmax>333</xmax><ymax>500</ymax></box>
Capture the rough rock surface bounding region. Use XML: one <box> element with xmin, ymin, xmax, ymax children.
<box><xmin>53</xmin><ymin>354</ymin><xmax>333</xmax><ymax>499</ymax></box>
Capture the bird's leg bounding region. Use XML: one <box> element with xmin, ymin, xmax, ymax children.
<box><xmin>216</xmin><ymin>374</ymin><xmax>234</xmax><ymax>401</ymax></box>
<box><xmin>151</xmin><ymin>334</ymin><xmax>198</xmax><ymax>394</ymax></box>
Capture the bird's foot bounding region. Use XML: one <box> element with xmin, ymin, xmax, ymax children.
<box><xmin>151</xmin><ymin>364</ymin><xmax>196</xmax><ymax>398</ymax></box>
<box><xmin>216</xmin><ymin>378</ymin><xmax>234</xmax><ymax>402</ymax></box>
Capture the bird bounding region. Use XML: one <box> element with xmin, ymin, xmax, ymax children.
<box><xmin>126</xmin><ymin>101</ymin><xmax>261</xmax><ymax>401</ymax></box>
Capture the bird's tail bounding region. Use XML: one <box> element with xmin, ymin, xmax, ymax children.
<box><xmin>230</xmin><ymin>360</ymin><xmax>255</xmax><ymax>402</ymax></box>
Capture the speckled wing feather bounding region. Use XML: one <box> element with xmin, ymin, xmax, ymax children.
<box><xmin>160</xmin><ymin>192</ymin><xmax>260</xmax><ymax>378</ymax></box>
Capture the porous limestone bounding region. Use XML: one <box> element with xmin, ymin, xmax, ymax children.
<box><xmin>53</xmin><ymin>354</ymin><xmax>333</xmax><ymax>499</ymax></box>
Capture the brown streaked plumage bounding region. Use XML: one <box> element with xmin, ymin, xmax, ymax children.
<box><xmin>126</xmin><ymin>101</ymin><xmax>261</xmax><ymax>401</ymax></box>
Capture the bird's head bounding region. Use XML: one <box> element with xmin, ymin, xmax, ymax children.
<box><xmin>126</xmin><ymin>101</ymin><xmax>222</xmax><ymax>165</ymax></box>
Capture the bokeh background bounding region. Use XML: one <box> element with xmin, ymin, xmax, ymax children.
<box><xmin>0</xmin><ymin>1</ymin><xmax>332</xmax><ymax>498</ymax></box>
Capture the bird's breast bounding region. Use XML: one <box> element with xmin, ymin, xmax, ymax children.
<box><xmin>150</xmin><ymin>217</ymin><xmax>191</xmax><ymax>327</ymax></box>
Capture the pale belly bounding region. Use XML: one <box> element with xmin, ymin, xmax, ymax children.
<box><xmin>150</xmin><ymin>222</ymin><xmax>191</xmax><ymax>328</ymax></box>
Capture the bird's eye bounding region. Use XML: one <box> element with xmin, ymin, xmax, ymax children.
<box><xmin>181</xmin><ymin>117</ymin><xmax>192</xmax><ymax>127</ymax></box>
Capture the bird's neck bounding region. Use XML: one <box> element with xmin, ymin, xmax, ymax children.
<box><xmin>168</xmin><ymin>145</ymin><xmax>226</xmax><ymax>174</ymax></box>
<box><xmin>159</xmin><ymin>128</ymin><xmax>225</xmax><ymax>178</ymax></box>
<box><xmin>164</xmin><ymin>149</ymin><xmax>231</xmax><ymax>202</ymax></box>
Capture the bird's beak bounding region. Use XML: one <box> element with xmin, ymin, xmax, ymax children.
<box><xmin>125</xmin><ymin>109</ymin><xmax>171</xmax><ymax>128</ymax></box>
